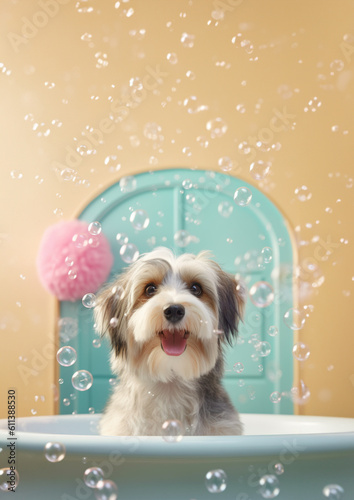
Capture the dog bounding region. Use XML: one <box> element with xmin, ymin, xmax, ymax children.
<box><xmin>94</xmin><ymin>247</ymin><xmax>245</xmax><ymax>436</ymax></box>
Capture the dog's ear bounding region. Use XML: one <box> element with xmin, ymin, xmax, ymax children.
<box><xmin>216</xmin><ymin>270</ymin><xmax>246</xmax><ymax>345</ymax></box>
<box><xmin>94</xmin><ymin>273</ymin><xmax>130</xmax><ymax>358</ymax></box>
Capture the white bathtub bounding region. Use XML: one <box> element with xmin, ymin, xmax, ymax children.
<box><xmin>1</xmin><ymin>413</ymin><xmax>353</xmax><ymax>499</ymax></box>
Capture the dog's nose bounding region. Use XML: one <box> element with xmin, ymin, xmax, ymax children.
<box><xmin>163</xmin><ymin>304</ymin><xmax>185</xmax><ymax>323</ymax></box>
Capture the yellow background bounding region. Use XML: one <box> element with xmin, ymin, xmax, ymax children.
<box><xmin>0</xmin><ymin>0</ymin><xmax>353</xmax><ymax>419</ymax></box>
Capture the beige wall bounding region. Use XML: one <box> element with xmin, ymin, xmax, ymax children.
<box><xmin>1</xmin><ymin>0</ymin><xmax>353</xmax><ymax>419</ymax></box>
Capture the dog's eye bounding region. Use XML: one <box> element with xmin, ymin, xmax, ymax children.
<box><xmin>190</xmin><ymin>283</ymin><xmax>202</xmax><ymax>297</ymax></box>
<box><xmin>145</xmin><ymin>284</ymin><xmax>157</xmax><ymax>297</ymax></box>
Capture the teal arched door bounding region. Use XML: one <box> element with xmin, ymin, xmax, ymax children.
<box><xmin>59</xmin><ymin>169</ymin><xmax>294</xmax><ymax>415</ymax></box>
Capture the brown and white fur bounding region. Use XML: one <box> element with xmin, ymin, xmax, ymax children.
<box><xmin>94</xmin><ymin>247</ymin><xmax>245</xmax><ymax>436</ymax></box>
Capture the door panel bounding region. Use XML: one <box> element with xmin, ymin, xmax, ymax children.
<box><xmin>60</xmin><ymin>169</ymin><xmax>294</xmax><ymax>416</ymax></box>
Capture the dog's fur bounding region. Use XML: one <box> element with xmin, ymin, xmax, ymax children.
<box><xmin>94</xmin><ymin>247</ymin><xmax>245</xmax><ymax>436</ymax></box>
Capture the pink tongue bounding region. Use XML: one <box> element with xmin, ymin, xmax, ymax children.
<box><xmin>160</xmin><ymin>330</ymin><xmax>187</xmax><ymax>356</ymax></box>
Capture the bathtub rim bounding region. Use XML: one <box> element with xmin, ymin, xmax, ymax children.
<box><xmin>1</xmin><ymin>413</ymin><xmax>354</xmax><ymax>458</ymax></box>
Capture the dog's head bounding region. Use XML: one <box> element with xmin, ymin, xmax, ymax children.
<box><xmin>94</xmin><ymin>247</ymin><xmax>245</xmax><ymax>382</ymax></box>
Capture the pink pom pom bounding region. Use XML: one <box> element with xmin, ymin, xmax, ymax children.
<box><xmin>36</xmin><ymin>220</ymin><xmax>114</xmax><ymax>301</ymax></box>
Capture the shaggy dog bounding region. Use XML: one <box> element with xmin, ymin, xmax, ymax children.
<box><xmin>94</xmin><ymin>247</ymin><xmax>245</xmax><ymax>436</ymax></box>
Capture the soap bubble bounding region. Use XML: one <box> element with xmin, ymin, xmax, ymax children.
<box><xmin>250</xmin><ymin>160</ymin><xmax>271</xmax><ymax>180</ymax></box>
<box><xmin>206</xmin><ymin>117</ymin><xmax>228</xmax><ymax>138</ymax></box>
<box><xmin>0</xmin><ymin>468</ymin><xmax>19</xmax><ymax>491</ymax></box>
<box><xmin>174</xmin><ymin>229</ymin><xmax>190</xmax><ymax>247</ymax></box>
<box><xmin>181</xmin><ymin>32</ymin><xmax>195</xmax><ymax>48</ymax></box>
<box><xmin>304</xmin><ymin>96</ymin><xmax>321</xmax><ymax>112</ymax></box>
<box><xmin>235</xmin><ymin>250</ymin><xmax>263</xmax><ymax>273</ymax></box>
<box><xmin>196</xmin><ymin>135</ymin><xmax>209</xmax><ymax>148</ymax></box>
<box><xmin>72</xmin><ymin>370</ymin><xmax>93</xmax><ymax>391</ymax></box>
<box><xmin>290</xmin><ymin>380</ymin><xmax>310</xmax><ymax>405</ymax></box>
<box><xmin>262</xmin><ymin>247</ymin><xmax>273</xmax><ymax>264</ymax></box>
<box><xmin>218</xmin><ymin>156</ymin><xmax>233</xmax><ymax>172</ymax></box>
<box><xmin>10</xmin><ymin>170</ymin><xmax>23</xmax><ymax>180</ymax></box>
<box><xmin>88</xmin><ymin>221</ymin><xmax>101</xmax><ymax>235</ymax></box>
<box><xmin>120</xmin><ymin>243</ymin><xmax>139</xmax><ymax>263</ymax></box>
<box><xmin>205</xmin><ymin>469</ymin><xmax>227</xmax><ymax>493</ymax></box>
<box><xmin>241</xmin><ymin>39</ymin><xmax>254</xmax><ymax>54</ymax></box>
<box><xmin>292</xmin><ymin>342</ymin><xmax>310</xmax><ymax>361</ymax></box>
<box><xmin>233</xmin><ymin>187</ymin><xmax>252</xmax><ymax>206</ymax></box>
<box><xmin>120</xmin><ymin>176</ymin><xmax>137</xmax><ymax>193</ymax></box>
<box><xmin>161</xmin><ymin>419</ymin><xmax>184</xmax><ymax>442</ymax></box>
<box><xmin>183</xmin><ymin>95</ymin><xmax>208</xmax><ymax>114</ymax></box>
<box><xmin>95</xmin><ymin>51</ymin><xmax>108</xmax><ymax>68</ymax></box>
<box><xmin>270</xmin><ymin>391</ymin><xmax>281</xmax><ymax>403</ymax></box>
<box><xmin>211</xmin><ymin>9</ymin><xmax>225</xmax><ymax>20</ymax></box>
<box><xmin>257</xmin><ymin>341</ymin><xmax>271</xmax><ymax>357</ymax></box>
<box><xmin>110</xmin><ymin>318</ymin><xmax>119</xmax><ymax>328</ymax></box>
<box><xmin>104</xmin><ymin>155</ymin><xmax>121</xmax><ymax>172</ymax></box>
<box><xmin>233</xmin><ymin>362</ymin><xmax>244</xmax><ymax>374</ymax></box>
<box><xmin>283</xmin><ymin>308</ymin><xmax>305</xmax><ymax>330</ymax></box>
<box><xmin>44</xmin><ymin>442</ymin><xmax>66</xmax><ymax>463</ymax></box>
<box><xmin>267</xmin><ymin>325</ymin><xmax>278</xmax><ymax>337</ymax></box>
<box><xmin>56</xmin><ymin>346</ymin><xmax>77</xmax><ymax>367</ymax></box>
<box><xmin>259</xmin><ymin>474</ymin><xmax>280</xmax><ymax>498</ymax></box>
<box><xmin>218</xmin><ymin>201</ymin><xmax>233</xmax><ymax>218</ymax></box>
<box><xmin>76</xmin><ymin>1</ymin><xmax>94</xmax><ymax>13</ymax></box>
<box><xmin>186</xmin><ymin>70</ymin><xmax>195</xmax><ymax>79</ymax></box>
<box><xmin>238</xmin><ymin>140</ymin><xmax>251</xmax><ymax>155</ymax></box>
<box><xmin>92</xmin><ymin>339</ymin><xmax>101</xmax><ymax>348</ymax></box>
<box><xmin>84</xmin><ymin>467</ymin><xmax>104</xmax><ymax>488</ymax></box>
<box><xmin>82</xmin><ymin>293</ymin><xmax>96</xmax><ymax>309</ymax></box>
<box><xmin>185</xmin><ymin>193</ymin><xmax>195</xmax><ymax>205</ymax></box>
<box><xmin>95</xmin><ymin>479</ymin><xmax>118</xmax><ymax>500</ymax></box>
<box><xmin>329</xmin><ymin>59</ymin><xmax>344</xmax><ymax>72</ymax></box>
<box><xmin>249</xmin><ymin>281</ymin><xmax>274</xmax><ymax>308</ymax></box>
<box><xmin>273</xmin><ymin>463</ymin><xmax>284</xmax><ymax>475</ymax></box>
<box><xmin>322</xmin><ymin>484</ymin><xmax>344</xmax><ymax>499</ymax></box>
<box><xmin>295</xmin><ymin>185</ymin><xmax>312</xmax><ymax>201</ymax></box>
<box><xmin>231</xmin><ymin>33</ymin><xmax>242</xmax><ymax>46</ymax></box>
<box><xmin>116</xmin><ymin>232</ymin><xmax>129</xmax><ymax>245</ymax></box>
<box><xmin>130</xmin><ymin>209</ymin><xmax>150</xmax><ymax>230</ymax></box>
<box><xmin>65</xmin><ymin>256</ymin><xmax>74</xmax><ymax>267</ymax></box>
<box><xmin>81</xmin><ymin>32</ymin><xmax>92</xmax><ymax>42</ymax></box>
<box><xmin>60</xmin><ymin>167</ymin><xmax>76</xmax><ymax>181</ymax></box>
<box><xmin>182</xmin><ymin>178</ymin><xmax>193</xmax><ymax>189</ymax></box>
<box><xmin>68</xmin><ymin>269</ymin><xmax>78</xmax><ymax>280</ymax></box>
<box><xmin>63</xmin><ymin>398</ymin><xmax>70</xmax><ymax>406</ymax></box>
<box><xmin>72</xmin><ymin>233</ymin><xmax>88</xmax><ymax>248</ymax></box>
<box><xmin>236</xmin><ymin>103</ymin><xmax>246</xmax><ymax>113</ymax></box>
<box><xmin>167</xmin><ymin>52</ymin><xmax>178</xmax><ymax>64</ymax></box>
<box><xmin>58</xmin><ymin>318</ymin><xmax>78</xmax><ymax>343</ymax></box>
<box><xmin>88</xmin><ymin>235</ymin><xmax>100</xmax><ymax>248</ymax></box>
<box><xmin>143</xmin><ymin>122</ymin><xmax>162</xmax><ymax>140</ymax></box>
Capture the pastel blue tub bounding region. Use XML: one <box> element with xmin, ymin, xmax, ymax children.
<box><xmin>1</xmin><ymin>413</ymin><xmax>354</xmax><ymax>499</ymax></box>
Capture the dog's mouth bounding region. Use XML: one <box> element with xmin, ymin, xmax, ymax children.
<box><xmin>159</xmin><ymin>329</ymin><xmax>190</xmax><ymax>356</ymax></box>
